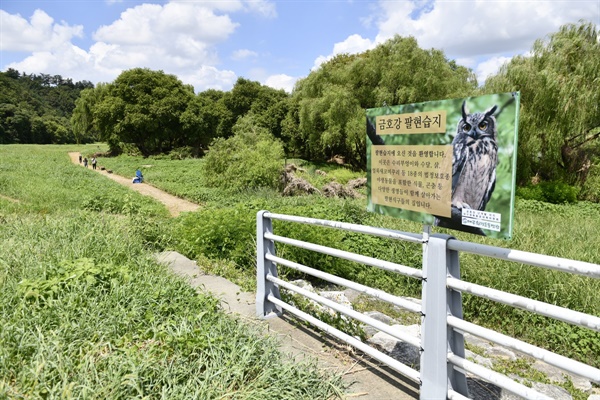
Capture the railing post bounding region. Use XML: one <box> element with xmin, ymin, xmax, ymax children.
<box><xmin>421</xmin><ymin>233</ymin><xmax>467</xmax><ymax>399</ymax></box>
<box><xmin>256</xmin><ymin>210</ymin><xmax>282</xmax><ymax>319</ymax></box>
<box><xmin>446</xmin><ymin>240</ymin><xmax>468</xmax><ymax>397</ymax></box>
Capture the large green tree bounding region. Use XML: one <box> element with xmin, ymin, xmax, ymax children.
<box><xmin>94</xmin><ymin>68</ymin><xmax>194</xmax><ymax>155</ymax></box>
<box><xmin>288</xmin><ymin>36</ymin><xmax>478</xmax><ymax>168</ymax></box>
<box><xmin>484</xmin><ymin>21</ymin><xmax>600</xmax><ymax>185</ymax></box>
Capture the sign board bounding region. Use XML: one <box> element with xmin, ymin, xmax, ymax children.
<box><xmin>366</xmin><ymin>92</ymin><xmax>520</xmax><ymax>239</ymax></box>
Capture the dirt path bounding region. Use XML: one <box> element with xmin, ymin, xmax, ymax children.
<box><xmin>69</xmin><ymin>152</ymin><xmax>199</xmax><ymax>217</ymax></box>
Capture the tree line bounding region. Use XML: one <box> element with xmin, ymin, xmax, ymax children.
<box><xmin>2</xmin><ymin>21</ymin><xmax>598</xmax><ymax>192</ymax></box>
<box><xmin>0</xmin><ymin>70</ymin><xmax>94</xmax><ymax>144</ymax></box>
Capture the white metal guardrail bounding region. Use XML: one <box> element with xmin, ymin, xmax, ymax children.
<box><xmin>256</xmin><ymin>210</ymin><xmax>600</xmax><ymax>399</ymax></box>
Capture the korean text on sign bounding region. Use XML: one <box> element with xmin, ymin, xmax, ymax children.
<box><xmin>375</xmin><ymin>110</ymin><xmax>447</xmax><ymax>135</ymax></box>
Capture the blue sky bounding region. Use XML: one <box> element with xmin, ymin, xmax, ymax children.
<box><xmin>1</xmin><ymin>0</ymin><xmax>598</xmax><ymax>93</ymax></box>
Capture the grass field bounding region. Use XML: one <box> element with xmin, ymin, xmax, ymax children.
<box><xmin>0</xmin><ymin>145</ymin><xmax>344</xmax><ymax>399</ymax></box>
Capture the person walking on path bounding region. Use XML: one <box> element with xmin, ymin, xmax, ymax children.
<box><xmin>79</xmin><ymin>154</ymin><xmax>82</xmax><ymax>164</ymax></box>
<box><xmin>83</xmin><ymin>157</ymin><xmax>88</xmax><ymax>168</ymax></box>
<box><xmin>91</xmin><ymin>157</ymin><xmax>97</xmax><ymax>170</ymax></box>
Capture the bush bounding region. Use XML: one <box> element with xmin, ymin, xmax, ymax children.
<box><xmin>539</xmin><ymin>181</ymin><xmax>579</xmax><ymax>204</ymax></box>
<box><xmin>203</xmin><ymin>116</ymin><xmax>285</xmax><ymax>191</ymax></box>
<box><xmin>516</xmin><ymin>185</ymin><xmax>544</xmax><ymax>201</ymax></box>
<box><xmin>173</xmin><ymin>198</ymin><xmax>423</xmax><ymax>296</ymax></box>
<box><xmin>517</xmin><ymin>181</ymin><xmax>579</xmax><ymax>204</ymax></box>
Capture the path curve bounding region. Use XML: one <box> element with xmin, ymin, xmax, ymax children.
<box><xmin>69</xmin><ymin>152</ymin><xmax>199</xmax><ymax>217</ymax></box>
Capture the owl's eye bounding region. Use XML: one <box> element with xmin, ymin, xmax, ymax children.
<box><xmin>462</xmin><ymin>123</ymin><xmax>471</xmax><ymax>132</ymax></box>
<box><xmin>479</xmin><ymin>121</ymin><xmax>488</xmax><ymax>130</ymax></box>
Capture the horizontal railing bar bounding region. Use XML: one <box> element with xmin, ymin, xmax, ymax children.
<box><xmin>264</xmin><ymin>212</ymin><xmax>423</xmax><ymax>244</ymax></box>
<box><xmin>264</xmin><ymin>233</ymin><xmax>423</xmax><ymax>279</ymax></box>
<box><xmin>448</xmin><ymin>316</ymin><xmax>600</xmax><ymax>383</ymax></box>
<box><xmin>268</xmin><ymin>275</ymin><xmax>422</xmax><ymax>348</ymax></box>
<box><xmin>267</xmin><ymin>295</ymin><xmax>421</xmax><ymax>384</ymax></box>
<box><xmin>447</xmin><ymin>278</ymin><xmax>600</xmax><ymax>333</ymax></box>
<box><xmin>447</xmin><ymin>353</ymin><xmax>553</xmax><ymax>400</ymax></box>
<box><xmin>447</xmin><ymin>239</ymin><xmax>600</xmax><ymax>278</ymax></box>
<box><xmin>266</xmin><ymin>254</ymin><xmax>422</xmax><ymax>314</ymax></box>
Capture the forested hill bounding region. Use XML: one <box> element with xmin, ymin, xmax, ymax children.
<box><xmin>0</xmin><ymin>69</ymin><xmax>93</xmax><ymax>144</ymax></box>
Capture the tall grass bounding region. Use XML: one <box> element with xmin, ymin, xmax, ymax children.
<box><xmin>0</xmin><ymin>145</ymin><xmax>345</xmax><ymax>399</ymax></box>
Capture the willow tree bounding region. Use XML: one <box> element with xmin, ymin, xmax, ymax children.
<box><xmin>484</xmin><ymin>21</ymin><xmax>600</xmax><ymax>185</ymax></box>
<box><xmin>289</xmin><ymin>36</ymin><xmax>477</xmax><ymax>168</ymax></box>
<box><xmin>71</xmin><ymin>84</ymin><xmax>107</xmax><ymax>144</ymax></box>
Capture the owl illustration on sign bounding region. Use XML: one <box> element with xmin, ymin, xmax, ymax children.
<box><xmin>452</xmin><ymin>101</ymin><xmax>498</xmax><ymax>211</ymax></box>
<box><xmin>435</xmin><ymin>101</ymin><xmax>498</xmax><ymax>234</ymax></box>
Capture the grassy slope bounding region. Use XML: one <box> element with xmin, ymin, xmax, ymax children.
<box><xmin>0</xmin><ymin>145</ymin><xmax>344</xmax><ymax>399</ymax></box>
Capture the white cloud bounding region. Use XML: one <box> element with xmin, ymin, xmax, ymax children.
<box><xmin>5</xmin><ymin>43</ymin><xmax>117</xmax><ymax>85</ymax></box>
<box><xmin>180</xmin><ymin>65</ymin><xmax>238</xmax><ymax>92</ymax></box>
<box><xmin>264</xmin><ymin>74</ymin><xmax>297</xmax><ymax>93</ymax></box>
<box><xmin>373</xmin><ymin>0</ymin><xmax>598</xmax><ymax>59</ymax></box>
<box><xmin>333</xmin><ymin>34</ymin><xmax>374</xmax><ymax>55</ymax></box>
<box><xmin>89</xmin><ymin>2</ymin><xmax>241</xmax><ymax>76</ymax></box>
<box><xmin>312</xmin><ymin>34</ymin><xmax>375</xmax><ymax>70</ymax></box>
<box><xmin>311</xmin><ymin>55</ymin><xmax>329</xmax><ymax>71</ymax></box>
<box><xmin>474</xmin><ymin>56</ymin><xmax>513</xmax><ymax>85</ymax></box>
<box><xmin>94</xmin><ymin>3</ymin><xmax>238</xmax><ymax>47</ymax></box>
<box><xmin>244</xmin><ymin>0</ymin><xmax>277</xmax><ymax>18</ymax></box>
<box><xmin>231</xmin><ymin>49</ymin><xmax>258</xmax><ymax>61</ymax></box>
<box><xmin>0</xmin><ymin>9</ymin><xmax>83</xmax><ymax>52</ymax></box>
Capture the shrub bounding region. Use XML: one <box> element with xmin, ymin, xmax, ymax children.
<box><xmin>203</xmin><ymin>115</ymin><xmax>285</xmax><ymax>191</ymax></box>
<box><xmin>538</xmin><ymin>181</ymin><xmax>579</xmax><ymax>204</ymax></box>
<box><xmin>517</xmin><ymin>181</ymin><xmax>579</xmax><ymax>204</ymax></box>
<box><xmin>173</xmin><ymin>198</ymin><xmax>423</xmax><ymax>296</ymax></box>
<box><xmin>516</xmin><ymin>185</ymin><xmax>544</xmax><ymax>201</ymax></box>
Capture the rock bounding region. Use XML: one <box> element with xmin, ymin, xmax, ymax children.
<box><xmin>572</xmin><ymin>376</ymin><xmax>593</xmax><ymax>393</ymax></box>
<box><xmin>467</xmin><ymin>377</ymin><xmax>502</xmax><ymax>399</ymax></box>
<box><xmin>362</xmin><ymin>311</ymin><xmax>397</xmax><ymax>337</ymax></box>
<box><xmin>464</xmin><ymin>333</ymin><xmax>493</xmax><ymax>349</ymax></box>
<box><xmin>289</xmin><ymin>279</ymin><xmax>314</xmax><ymax>292</ymax></box>
<box><xmin>342</xmin><ymin>288</ymin><xmax>362</xmax><ymax>302</ymax></box>
<box><xmin>364</xmin><ymin>311</ymin><xmax>395</xmax><ymax>325</ymax></box>
<box><xmin>322</xmin><ymin>181</ymin><xmax>357</xmax><ymax>198</ymax></box>
<box><xmin>588</xmin><ymin>395</ymin><xmax>600</xmax><ymax>400</ymax></box>
<box><xmin>282</xmin><ymin>176</ymin><xmax>321</xmax><ymax>196</ymax></box>
<box><xmin>465</xmin><ymin>349</ymin><xmax>494</xmax><ymax>369</ymax></box>
<box><xmin>486</xmin><ymin>345</ymin><xmax>517</xmax><ymax>361</ymax></box>
<box><xmin>285</xmin><ymin>163</ymin><xmax>305</xmax><ymax>173</ymax></box>
<box><xmin>346</xmin><ymin>177</ymin><xmax>367</xmax><ymax>189</ymax></box>
<box><xmin>315</xmin><ymin>169</ymin><xmax>327</xmax><ymax>176</ymax></box>
<box><xmin>368</xmin><ymin>324</ymin><xmax>420</xmax><ymax>368</ymax></box>
<box><xmin>319</xmin><ymin>291</ymin><xmax>353</xmax><ymax>309</ymax></box>
<box><xmin>327</xmin><ymin>155</ymin><xmax>345</xmax><ymax>165</ymax></box>
<box><xmin>285</xmin><ymin>163</ymin><xmax>297</xmax><ymax>172</ymax></box>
